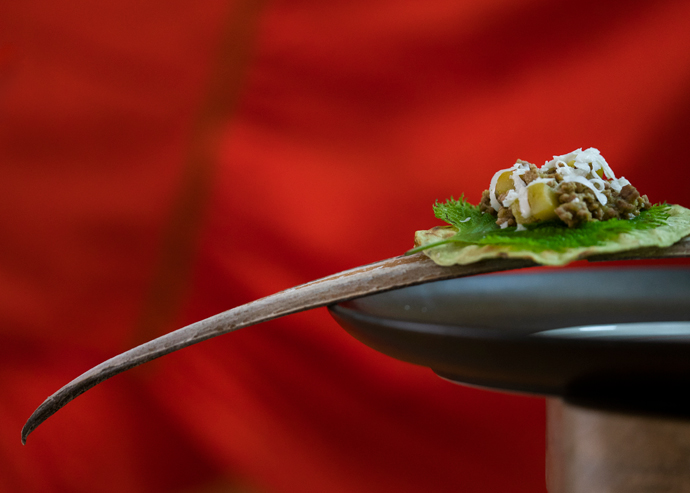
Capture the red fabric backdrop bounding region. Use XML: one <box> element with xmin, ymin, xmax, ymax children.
<box><xmin>2</xmin><ymin>0</ymin><xmax>690</xmax><ymax>491</ymax></box>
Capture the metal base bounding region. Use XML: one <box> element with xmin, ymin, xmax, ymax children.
<box><xmin>546</xmin><ymin>399</ymin><xmax>690</xmax><ymax>492</ymax></box>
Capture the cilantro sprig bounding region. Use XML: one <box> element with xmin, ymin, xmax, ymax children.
<box><xmin>407</xmin><ymin>196</ymin><xmax>670</xmax><ymax>254</ymax></box>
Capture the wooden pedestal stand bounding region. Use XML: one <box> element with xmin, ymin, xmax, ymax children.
<box><xmin>546</xmin><ymin>400</ymin><xmax>690</xmax><ymax>492</ymax></box>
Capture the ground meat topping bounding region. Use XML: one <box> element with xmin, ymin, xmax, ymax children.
<box><xmin>519</xmin><ymin>161</ymin><xmax>540</xmax><ymax>185</ymax></box>
<box><xmin>555</xmin><ymin>200</ymin><xmax>592</xmax><ymax>228</ymax></box>
<box><xmin>479</xmin><ymin>189</ymin><xmax>495</xmax><ymax>214</ymax></box>
<box><xmin>481</xmin><ymin>148</ymin><xmax>651</xmax><ymax>228</ymax></box>
<box><xmin>496</xmin><ymin>206</ymin><xmax>516</xmax><ymax>228</ymax></box>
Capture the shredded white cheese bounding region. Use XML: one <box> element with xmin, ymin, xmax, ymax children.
<box><xmin>545</xmin><ymin>147</ymin><xmax>615</xmax><ymax>180</ymax></box>
<box><xmin>502</xmin><ymin>189</ymin><xmax>518</xmax><ymax>207</ymax></box>
<box><xmin>487</xmin><ymin>147</ymin><xmax>634</xmax><ymax>222</ymax></box>
<box><xmin>611</xmin><ymin>177</ymin><xmax>630</xmax><ymax>192</ymax></box>
<box><xmin>488</xmin><ymin>161</ymin><xmax>530</xmax><ymax>211</ymax></box>
<box><xmin>542</xmin><ymin>147</ymin><xmax>623</xmax><ymax>205</ymax></box>
<box><xmin>564</xmin><ymin>175</ymin><xmax>608</xmax><ymax>205</ymax></box>
<box><xmin>512</xmin><ymin>171</ymin><xmax>531</xmax><ymax>218</ymax></box>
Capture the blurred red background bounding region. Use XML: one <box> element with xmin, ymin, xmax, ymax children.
<box><xmin>2</xmin><ymin>0</ymin><xmax>690</xmax><ymax>491</ymax></box>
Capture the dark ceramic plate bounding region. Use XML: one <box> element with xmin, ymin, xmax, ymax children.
<box><xmin>328</xmin><ymin>267</ymin><xmax>690</xmax><ymax>415</ymax></box>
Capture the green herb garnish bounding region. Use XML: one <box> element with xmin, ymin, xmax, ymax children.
<box><xmin>407</xmin><ymin>196</ymin><xmax>670</xmax><ymax>255</ymax></box>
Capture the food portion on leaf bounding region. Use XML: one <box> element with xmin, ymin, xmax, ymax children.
<box><xmin>479</xmin><ymin>148</ymin><xmax>650</xmax><ymax>229</ymax></box>
<box><xmin>411</xmin><ymin>148</ymin><xmax>690</xmax><ymax>266</ymax></box>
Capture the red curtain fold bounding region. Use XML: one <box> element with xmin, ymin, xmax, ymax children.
<box><xmin>2</xmin><ymin>0</ymin><xmax>690</xmax><ymax>491</ymax></box>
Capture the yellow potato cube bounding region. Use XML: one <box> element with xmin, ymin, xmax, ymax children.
<box><xmin>527</xmin><ymin>182</ymin><xmax>559</xmax><ymax>221</ymax></box>
<box><xmin>510</xmin><ymin>183</ymin><xmax>559</xmax><ymax>225</ymax></box>
<box><xmin>510</xmin><ymin>201</ymin><xmax>528</xmax><ymax>224</ymax></box>
<box><xmin>495</xmin><ymin>171</ymin><xmax>514</xmax><ymax>196</ymax></box>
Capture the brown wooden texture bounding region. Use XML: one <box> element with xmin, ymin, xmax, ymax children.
<box><xmin>547</xmin><ymin>399</ymin><xmax>690</xmax><ymax>492</ymax></box>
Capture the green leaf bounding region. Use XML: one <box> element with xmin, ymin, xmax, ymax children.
<box><xmin>408</xmin><ymin>198</ymin><xmax>671</xmax><ymax>254</ymax></box>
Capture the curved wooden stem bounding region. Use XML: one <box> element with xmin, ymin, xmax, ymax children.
<box><xmin>21</xmin><ymin>253</ymin><xmax>535</xmax><ymax>443</ymax></box>
<box><xmin>21</xmin><ymin>237</ymin><xmax>690</xmax><ymax>444</ymax></box>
